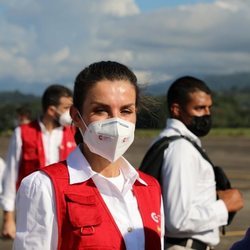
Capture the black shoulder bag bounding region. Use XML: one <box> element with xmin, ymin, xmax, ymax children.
<box><xmin>139</xmin><ymin>135</ymin><xmax>236</xmax><ymax>232</ymax></box>
<box><xmin>139</xmin><ymin>135</ymin><xmax>183</xmax><ymax>184</ymax></box>
<box><xmin>185</xmin><ymin>138</ymin><xmax>236</xmax><ymax>228</ymax></box>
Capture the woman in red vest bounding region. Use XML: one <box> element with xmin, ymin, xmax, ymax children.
<box><xmin>13</xmin><ymin>61</ymin><xmax>164</xmax><ymax>250</ymax></box>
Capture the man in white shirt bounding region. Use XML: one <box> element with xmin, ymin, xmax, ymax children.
<box><xmin>155</xmin><ymin>76</ymin><xmax>243</xmax><ymax>249</ymax></box>
<box><xmin>0</xmin><ymin>84</ymin><xmax>76</xmax><ymax>239</ymax></box>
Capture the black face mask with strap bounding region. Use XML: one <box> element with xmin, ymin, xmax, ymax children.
<box><xmin>186</xmin><ymin>115</ymin><xmax>212</xmax><ymax>137</ymax></box>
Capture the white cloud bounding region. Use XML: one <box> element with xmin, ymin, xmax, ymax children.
<box><xmin>0</xmin><ymin>48</ymin><xmax>33</xmax><ymax>78</ymax></box>
<box><xmin>215</xmin><ymin>1</ymin><xmax>239</xmax><ymax>12</ymax></box>
<box><xmin>135</xmin><ymin>70</ymin><xmax>172</xmax><ymax>86</ymax></box>
<box><xmin>96</xmin><ymin>0</ymin><xmax>139</xmax><ymax>16</ymax></box>
<box><xmin>0</xmin><ymin>0</ymin><xmax>249</xmax><ymax>92</ymax></box>
<box><xmin>215</xmin><ymin>0</ymin><xmax>250</xmax><ymax>12</ymax></box>
<box><xmin>38</xmin><ymin>47</ymin><xmax>70</xmax><ymax>65</ymax></box>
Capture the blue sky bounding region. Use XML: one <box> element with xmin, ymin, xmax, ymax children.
<box><xmin>0</xmin><ymin>0</ymin><xmax>249</xmax><ymax>94</ymax></box>
<box><xmin>135</xmin><ymin>0</ymin><xmax>213</xmax><ymax>10</ymax></box>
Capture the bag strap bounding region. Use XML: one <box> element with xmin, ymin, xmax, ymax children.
<box><xmin>180</xmin><ymin>136</ymin><xmax>215</xmax><ymax>167</ymax></box>
<box><xmin>146</xmin><ymin>135</ymin><xmax>233</xmax><ymax>232</ymax></box>
<box><xmin>139</xmin><ymin>135</ymin><xmax>183</xmax><ymax>182</ymax></box>
<box><xmin>181</xmin><ymin>136</ymin><xmax>235</xmax><ymax>231</ymax></box>
<box><xmin>140</xmin><ymin>134</ymin><xmax>215</xmax><ymax>181</ymax></box>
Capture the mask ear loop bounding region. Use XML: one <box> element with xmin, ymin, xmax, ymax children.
<box><xmin>76</xmin><ymin>110</ymin><xmax>89</xmax><ymax>138</ymax></box>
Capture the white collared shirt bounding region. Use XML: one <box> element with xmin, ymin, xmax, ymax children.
<box><xmin>0</xmin><ymin>120</ymin><xmax>63</xmax><ymax>211</ymax></box>
<box><xmin>160</xmin><ymin>118</ymin><xmax>228</xmax><ymax>246</ymax></box>
<box><xmin>14</xmin><ymin>146</ymin><xmax>164</xmax><ymax>250</ymax></box>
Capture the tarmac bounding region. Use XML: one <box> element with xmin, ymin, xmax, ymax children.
<box><xmin>0</xmin><ymin>134</ymin><xmax>250</xmax><ymax>250</ymax></box>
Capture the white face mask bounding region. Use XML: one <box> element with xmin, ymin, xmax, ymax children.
<box><xmin>58</xmin><ymin>110</ymin><xmax>72</xmax><ymax>126</ymax></box>
<box><xmin>78</xmin><ymin>112</ymin><xmax>135</xmax><ymax>162</ymax></box>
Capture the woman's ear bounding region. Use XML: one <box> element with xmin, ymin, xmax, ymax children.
<box><xmin>70</xmin><ymin>106</ymin><xmax>81</xmax><ymax>127</ymax></box>
<box><xmin>170</xmin><ymin>103</ymin><xmax>181</xmax><ymax>118</ymax></box>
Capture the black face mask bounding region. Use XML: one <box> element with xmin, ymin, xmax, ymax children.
<box><xmin>186</xmin><ymin>115</ymin><xmax>212</xmax><ymax>137</ymax></box>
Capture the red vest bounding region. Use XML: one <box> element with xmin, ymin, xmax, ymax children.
<box><xmin>17</xmin><ymin>120</ymin><xmax>76</xmax><ymax>189</ymax></box>
<box><xmin>42</xmin><ymin>162</ymin><xmax>162</xmax><ymax>250</ymax></box>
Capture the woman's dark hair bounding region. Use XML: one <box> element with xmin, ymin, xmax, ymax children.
<box><xmin>166</xmin><ymin>76</ymin><xmax>211</xmax><ymax>114</ymax></box>
<box><xmin>73</xmin><ymin>61</ymin><xmax>139</xmax><ymax>110</ymax></box>
<box><xmin>73</xmin><ymin>61</ymin><xmax>139</xmax><ymax>144</ymax></box>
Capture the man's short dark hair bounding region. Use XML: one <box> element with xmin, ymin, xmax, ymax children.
<box><xmin>42</xmin><ymin>84</ymin><xmax>73</xmax><ymax>112</ymax></box>
<box><xmin>166</xmin><ymin>76</ymin><xmax>211</xmax><ymax>113</ymax></box>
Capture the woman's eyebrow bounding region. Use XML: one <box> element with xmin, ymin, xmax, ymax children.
<box><xmin>90</xmin><ymin>102</ymin><xmax>135</xmax><ymax>108</ymax></box>
<box><xmin>121</xmin><ymin>103</ymin><xmax>136</xmax><ymax>108</ymax></box>
<box><xmin>90</xmin><ymin>101</ymin><xmax>108</xmax><ymax>106</ymax></box>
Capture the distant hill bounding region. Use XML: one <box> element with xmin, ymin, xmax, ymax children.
<box><xmin>1</xmin><ymin>72</ymin><xmax>250</xmax><ymax>100</ymax></box>
<box><xmin>205</xmin><ymin>72</ymin><xmax>250</xmax><ymax>92</ymax></box>
<box><xmin>142</xmin><ymin>72</ymin><xmax>250</xmax><ymax>96</ymax></box>
<box><xmin>0</xmin><ymin>90</ymin><xmax>39</xmax><ymax>105</ymax></box>
<box><xmin>0</xmin><ymin>76</ymin><xmax>73</xmax><ymax>95</ymax></box>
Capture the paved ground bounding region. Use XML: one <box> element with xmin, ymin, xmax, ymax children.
<box><xmin>1</xmin><ymin>134</ymin><xmax>250</xmax><ymax>249</ymax></box>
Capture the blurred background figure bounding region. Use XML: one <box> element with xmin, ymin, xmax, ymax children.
<box><xmin>0</xmin><ymin>157</ymin><xmax>5</xmax><ymax>194</ymax></box>
<box><xmin>0</xmin><ymin>84</ymin><xmax>76</xmax><ymax>240</ymax></box>
<box><xmin>230</xmin><ymin>228</ymin><xmax>250</xmax><ymax>250</ymax></box>
<box><xmin>14</xmin><ymin>106</ymin><xmax>32</xmax><ymax>126</ymax></box>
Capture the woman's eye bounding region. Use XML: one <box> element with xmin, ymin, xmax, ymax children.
<box><xmin>94</xmin><ymin>108</ymin><xmax>106</xmax><ymax>114</ymax></box>
<box><xmin>121</xmin><ymin>109</ymin><xmax>133</xmax><ymax>114</ymax></box>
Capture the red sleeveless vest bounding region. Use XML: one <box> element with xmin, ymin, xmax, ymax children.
<box><xmin>42</xmin><ymin>161</ymin><xmax>162</xmax><ymax>250</ymax></box>
<box><xmin>17</xmin><ymin>120</ymin><xmax>76</xmax><ymax>189</ymax></box>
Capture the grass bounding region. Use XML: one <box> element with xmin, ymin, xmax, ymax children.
<box><xmin>135</xmin><ymin>129</ymin><xmax>160</xmax><ymax>138</ymax></box>
<box><xmin>2</xmin><ymin>128</ymin><xmax>250</xmax><ymax>138</ymax></box>
<box><xmin>209</xmin><ymin>128</ymin><xmax>250</xmax><ymax>137</ymax></box>
<box><xmin>135</xmin><ymin>128</ymin><xmax>250</xmax><ymax>138</ymax></box>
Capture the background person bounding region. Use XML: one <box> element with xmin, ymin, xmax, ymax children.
<box><xmin>0</xmin><ymin>84</ymin><xmax>76</xmax><ymax>239</ymax></box>
<box><xmin>15</xmin><ymin>106</ymin><xmax>32</xmax><ymax>126</ymax></box>
<box><xmin>145</xmin><ymin>76</ymin><xmax>243</xmax><ymax>250</ymax></box>
<box><xmin>13</xmin><ymin>61</ymin><xmax>164</xmax><ymax>250</ymax></box>
<box><xmin>230</xmin><ymin>228</ymin><xmax>250</xmax><ymax>250</ymax></box>
<box><xmin>0</xmin><ymin>157</ymin><xmax>5</xmax><ymax>194</ymax></box>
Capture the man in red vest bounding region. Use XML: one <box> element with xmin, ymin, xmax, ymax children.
<box><xmin>0</xmin><ymin>84</ymin><xmax>76</xmax><ymax>239</ymax></box>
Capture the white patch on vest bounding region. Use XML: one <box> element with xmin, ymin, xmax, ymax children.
<box><xmin>151</xmin><ymin>212</ymin><xmax>160</xmax><ymax>223</ymax></box>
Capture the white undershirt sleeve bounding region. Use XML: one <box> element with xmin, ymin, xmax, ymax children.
<box><xmin>0</xmin><ymin>127</ymin><xmax>22</xmax><ymax>211</ymax></box>
<box><xmin>13</xmin><ymin>171</ymin><xmax>58</xmax><ymax>250</ymax></box>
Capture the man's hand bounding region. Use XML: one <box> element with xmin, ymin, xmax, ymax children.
<box><xmin>217</xmin><ymin>189</ymin><xmax>244</xmax><ymax>212</ymax></box>
<box><xmin>1</xmin><ymin>211</ymin><xmax>16</xmax><ymax>239</ymax></box>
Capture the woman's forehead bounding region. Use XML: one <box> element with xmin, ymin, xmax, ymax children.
<box><xmin>84</xmin><ymin>79</ymin><xmax>136</xmax><ymax>105</ymax></box>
